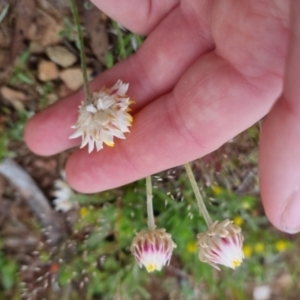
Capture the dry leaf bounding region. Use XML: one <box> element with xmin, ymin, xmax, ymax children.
<box><xmin>85</xmin><ymin>8</ymin><xmax>109</xmax><ymax>65</ymax></box>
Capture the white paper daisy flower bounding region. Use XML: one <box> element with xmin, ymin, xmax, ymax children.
<box><xmin>53</xmin><ymin>179</ymin><xmax>75</xmax><ymax>212</ymax></box>
<box><xmin>69</xmin><ymin>80</ymin><xmax>133</xmax><ymax>153</ymax></box>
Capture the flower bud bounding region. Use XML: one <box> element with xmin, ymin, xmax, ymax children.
<box><xmin>197</xmin><ymin>219</ymin><xmax>244</xmax><ymax>270</ymax></box>
<box><xmin>130</xmin><ymin>228</ymin><xmax>176</xmax><ymax>272</ymax></box>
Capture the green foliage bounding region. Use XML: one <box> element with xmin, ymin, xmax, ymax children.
<box><xmin>107</xmin><ymin>21</ymin><xmax>144</xmax><ymax>66</ymax></box>
<box><xmin>0</xmin><ymin>131</ymin><xmax>14</xmax><ymax>161</ymax></box>
<box><xmin>0</xmin><ymin>252</ymin><xmax>17</xmax><ymax>290</ymax></box>
<box><xmin>59</xmin><ymin>18</ymin><xmax>83</xmax><ymax>49</ymax></box>
<box><xmin>38</xmin><ymin>81</ymin><xmax>55</xmax><ymax>109</ymax></box>
<box><xmin>0</xmin><ymin>110</ymin><xmax>30</xmax><ymax>161</ymax></box>
<box><xmin>105</xmin><ymin>52</ymin><xmax>114</xmax><ymax>69</ymax></box>
<box><xmin>10</xmin><ymin>51</ymin><xmax>34</xmax><ymax>85</ymax></box>
<box><xmin>54</xmin><ymin>191</ymin><xmax>150</xmax><ymax>299</ymax></box>
<box><xmin>5</xmin><ymin>110</ymin><xmax>30</xmax><ymax>142</ymax></box>
<box><xmin>39</xmin><ymin>170</ymin><xmax>295</xmax><ymax>299</ymax></box>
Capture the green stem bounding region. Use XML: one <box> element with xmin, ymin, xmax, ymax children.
<box><xmin>184</xmin><ymin>162</ymin><xmax>212</xmax><ymax>227</ymax></box>
<box><xmin>113</xmin><ymin>21</ymin><xmax>126</xmax><ymax>59</ymax></box>
<box><xmin>146</xmin><ymin>176</ymin><xmax>155</xmax><ymax>230</ymax></box>
<box><xmin>69</xmin><ymin>0</ymin><xmax>91</xmax><ymax>103</ymax></box>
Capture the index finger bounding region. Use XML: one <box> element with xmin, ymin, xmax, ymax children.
<box><xmin>25</xmin><ymin>7</ymin><xmax>213</xmax><ymax>155</ymax></box>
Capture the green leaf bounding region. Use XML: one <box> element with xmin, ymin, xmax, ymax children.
<box><xmin>17</xmin><ymin>72</ymin><xmax>33</xmax><ymax>85</ymax></box>
<box><xmin>18</xmin><ymin>51</ymin><xmax>30</xmax><ymax>67</ymax></box>
<box><xmin>1</xmin><ymin>260</ymin><xmax>17</xmax><ymax>290</ymax></box>
<box><xmin>106</xmin><ymin>52</ymin><xmax>114</xmax><ymax>68</ymax></box>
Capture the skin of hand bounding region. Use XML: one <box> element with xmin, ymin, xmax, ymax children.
<box><xmin>24</xmin><ymin>0</ymin><xmax>300</xmax><ymax>233</ymax></box>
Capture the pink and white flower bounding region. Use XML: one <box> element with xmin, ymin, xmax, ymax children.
<box><xmin>197</xmin><ymin>219</ymin><xmax>244</xmax><ymax>270</ymax></box>
<box><xmin>130</xmin><ymin>228</ymin><xmax>176</xmax><ymax>272</ymax></box>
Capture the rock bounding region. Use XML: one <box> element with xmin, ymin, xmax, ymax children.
<box><xmin>59</xmin><ymin>68</ymin><xmax>92</xmax><ymax>91</ymax></box>
<box><xmin>29</xmin><ymin>41</ymin><xmax>44</xmax><ymax>54</ymax></box>
<box><xmin>38</xmin><ymin>60</ymin><xmax>59</xmax><ymax>81</ymax></box>
<box><xmin>0</xmin><ymin>86</ymin><xmax>27</xmax><ymax>110</ymax></box>
<box><xmin>48</xmin><ymin>93</ymin><xmax>58</xmax><ymax>104</ymax></box>
<box><xmin>46</xmin><ymin>46</ymin><xmax>77</xmax><ymax>68</ymax></box>
<box><xmin>253</xmin><ymin>285</ymin><xmax>271</xmax><ymax>300</ymax></box>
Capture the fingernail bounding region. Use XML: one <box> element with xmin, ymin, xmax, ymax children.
<box><xmin>281</xmin><ymin>188</ymin><xmax>300</xmax><ymax>234</ymax></box>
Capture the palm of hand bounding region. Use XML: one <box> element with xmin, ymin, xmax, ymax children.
<box><xmin>25</xmin><ymin>0</ymin><xmax>298</xmax><ymax>232</ymax></box>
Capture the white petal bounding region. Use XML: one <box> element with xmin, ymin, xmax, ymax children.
<box><xmin>86</xmin><ymin>104</ymin><xmax>97</xmax><ymax>113</ymax></box>
<box><xmin>116</xmin><ymin>83</ymin><xmax>129</xmax><ymax>95</ymax></box>
<box><xmin>111</xmin><ymin>130</ymin><xmax>125</xmax><ymax>139</ymax></box>
<box><xmin>80</xmin><ymin>134</ymin><xmax>90</xmax><ymax>148</ymax></box>
<box><xmin>88</xmin><ymin>139</ymin><xmax>95</xmax><ymax>153</ymax></box>
<box><xmin>54</xmin><ymin>199</ymin><xmax>73</xmax><ymax>212</ymax></box>
<box><xmin>69</xmin><ymin>129</ymin><xmax>83</xmax><ymax>139</ymax></box>
<box><xmin>110</xmin><ymin>80</ymin><xmax>128</xmax><ymax>95</ymax></box>
<box><xmin>96</xmin><ymin>141</ymin><xmax>103</xmax><ymax>151</ymax></box>
<box><xmin>110</xmin><ymin>79</ymin><xmax>122</xmax><ymax>92</ymax></box>
<box><xmin>118</xmin><ymin>123</ymin><xmax>130</xmax><ymax>132</ymax></box>
<box><xmin>100</xmin><ymin>130</ymin><xmax>114</xmax><ymax>144</ymax></box>
<box><xmin>99</xmin><ymin>97</ymin><xmax>115</xmax><ymax>110</ymax></box>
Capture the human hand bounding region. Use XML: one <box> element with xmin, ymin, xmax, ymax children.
<box><xmin>25</xmin><ymin>0</ymin><xmax>300</xmax><ymax>233</ymax></box>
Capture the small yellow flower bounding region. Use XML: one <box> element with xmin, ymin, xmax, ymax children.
<box><xmin>254</xmin><ymin>243</ymin><xmax>265</xmax><ymax>254</ymax></box>
<box><xmin>233</xmin><ymin>216</ymin><xmax>244</xmax><ymax>227</ymax></box>
<box><xmin>80</xmin><ymin>207</ymin><xmax>89</xmax><ymax>218</ymax></box>
<box><xmin>243</xmin><ymin>245</ymin><xmax>252</xmax><ymax>258</ymax></box>
<box><xmin>186</xmin><ymin>241</ymin><xmax>197</xmax><ymax>253</ymax></box>
<box><xmin>275</xmin><ymin>240</ymin><xmax>288</xmax><ymax>253</ymax></box>
<box><xmin>211</xmin><ymin>185</ymin><xmax>222</xmax><ymax>196</ymax></box>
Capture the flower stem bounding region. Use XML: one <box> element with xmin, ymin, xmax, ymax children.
<box><xmin>69</xmin><ymin>0</ymin><xmax>91</xmax><ymax>103</ymax></box>
<box><xmin>112</xmin><ymin>21</ymin><xmax>126</xmax><ymax>59</ymax></box>
<box><xmin>184</xmin><ymin>162</ymin><xmax>212</xmax><ymax>227</ymax></box>
<box><xmin>146</xmin><ymin>176</ymin><xmax>155</xmax><ymax>230</ymax></box>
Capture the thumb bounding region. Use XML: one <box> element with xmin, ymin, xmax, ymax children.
<box><xmin>259</xmin><ymin>1</ymin><xmax>300</xmax><ymax>233</ymax></box>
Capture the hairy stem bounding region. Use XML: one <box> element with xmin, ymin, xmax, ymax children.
<box><xmin>184</xmin><ymin>162</ymin><xmax>212</xmax><ymax>227</ymax></box>
<box><xmin>146</xmin><ymin>176</ymin><xmax>155</xmax><ymax>230</ymax></box>
<box><xmin>69</xmin><ymin>0</ymin><xmax>91</xmax><ymax>103</ymax></box>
